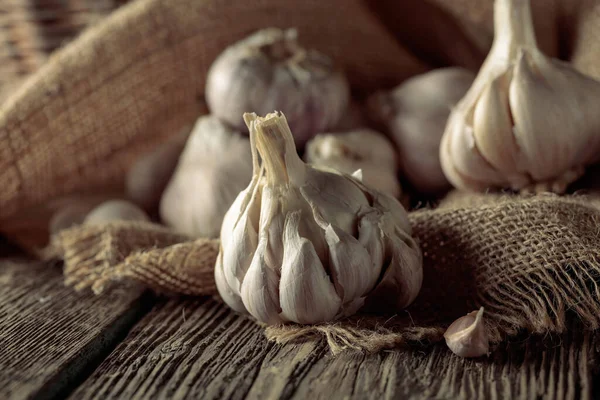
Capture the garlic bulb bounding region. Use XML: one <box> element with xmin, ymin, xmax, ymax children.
<box><xmin>215</xmin><ymin>112</ymin><xmax>422</xmax><ymax>325</ymax></box>
<box><xmin>444</xmin><ymin>308</ymin><xmax>489</xmax><ymax>358</ymax></box>
<box><xmin>50</xmin><ymin>202</ymin><xmax>95</xmax><ymax>234</ymax></box>
<box><xmin>368</xmin><ymin>68</ymin><xmax>475</xmax><ymax>194</ymax></box>
<box><xmin>440</xmin><ymin>0</ymin><xmax>600</xmax><ymax>194</ymax></box>
<box><xmin>205</xmin><ymin>28</ymin><xmax>350</xmax><ymax>147</ymax></box>
<box><xmin>160</xmin><ymin>115</ymin><xmax>252</xmax><ymax>238</ymax></box>
<box><xmin>126</xmin><ymin>127</ymin><xmax>189</xmax><ymax>212</ymax></box>
<box><xmin>84</xmin><ymin>200</ymin><xmax>149</xmax><ymax>225</ymax></box>
<box><xmin>304</xmin><ymin>129</ymin><xmax>401</xmax><ymax>198</ymax></box>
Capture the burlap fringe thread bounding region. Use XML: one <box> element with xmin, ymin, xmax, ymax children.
<box><xmin>46</xmin><ymin>192</ymin><xmax>600</xmax><ymax>354</ymax></box>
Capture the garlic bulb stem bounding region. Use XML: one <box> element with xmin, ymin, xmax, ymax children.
<box><xmin>493</xmin><ymin>0</ymin><xmax>537</xmax><ymax>58</ymax></box>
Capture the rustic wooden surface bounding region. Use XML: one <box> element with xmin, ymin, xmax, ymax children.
<box><xmin>0</xmin><ymin>257</ymin><xmax>153</xmax><ymax>400</ymax></box>
<box><xmin>0</xmin><ymin>252</ymin><xmax>598</xmax><ymax>400</ymax></box>
<box><xmin>70</xmin><ymin>298</ymin><xmax>599</xmax><ymax>400</ymax></box>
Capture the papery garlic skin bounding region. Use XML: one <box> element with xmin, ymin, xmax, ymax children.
<box><xmin>368</xmin><ymin>68</ymin><xmax>475</xmax><ymax>194</ymax></box>
<box><xmin>205</xmin><ymin>28</ymin><xmax>350</xmax><ymax>147</ymax></box>
<box><xmin>215</xmin><ymin>112</ymin><xmax>422</xmax><ymax>325</ymax></box>
<box><xmin>444</xmin><ymin>307</ymin><xmax>489</xmax><ymax>358</ymax></box>
<box><xmin>440</xmin><ymin>0</ymin><xmax>600</xmax><ymax>194</ymax></box>
<box><xmin>304</xmin><ymin>129</ymin><xmax>401</xmax><ymax>198</ymax></box>
<box><xmin>160</xmin><ymin>115</ymin><xmax>252</xmax><ymax>238</ymax></box>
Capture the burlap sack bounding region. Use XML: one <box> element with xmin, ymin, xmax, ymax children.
<box><xmin>49</xmin><ymin>191</ymin><xmax>600</xmax><ymax>354</ymax></box>
<box><xmin>3</xmin><ymin>0</ymin><xmax>600</xmax><ymax>248</ymax></box>
<box><xmin>5</xmin><ymin>0</ymin><xmax>600</xmax><ymax>353</ymax></box>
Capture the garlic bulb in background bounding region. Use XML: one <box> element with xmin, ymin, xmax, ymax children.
<box><xmin>305</xmin><ymin>129</ymin><xmax>401</xmax><ymax>198</ymax></box>
<box><xmin>441</xmin><ymin>0</ymin><xmax>600</xmax><ymax>194</ymax></box>
<box><xmin>205</xmin><ymin>28</ymin><xmax>350</xmax><ymax>147</ymax></box>
<box><xmin>84</xmin><ymin>200</ymin><xmax>149</xmax><ymax>225</ymax></box>
<box><xmin>126</xmin><ymin>127</ymin><xmax>190</xmax><ymax>213</ymax></box>
<box><xmin>444</xmin><ymin>308</ymin><xmax>489</xmax><ymax>358</ymax></box>
<box><xmin>160</xmin><ymin>115</ymin><xmax>252</xmax><ymax>238</ymax></box>
<box><xmin>215</xmin><ymin>112</ymin><xmax>422</xmax><ymax>325</ymax></box>
<box><xmin>368</xmin><ymin>68</ymin><xmax>475</xmax><ymax>194</ymax></box>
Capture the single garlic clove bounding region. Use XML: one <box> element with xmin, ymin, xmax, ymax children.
<box><xmin>221</xmin><ymin>206</ymin><xmax>259</xmax><ymax>296</ymax></box>
<box><xmin>444</xmin><ymin>307</ymin><xmax>489</xmax><ymax>358</ymax></box>
<box><xmin>381</xmin><ymin>230</ymin><xmax>423</xmax><ymax>309</ymax></box>
<box><xmin>240</xmin><ymin>235</ymin><xmax>284</xmax><ymax>324</ymax></box>
<box><xmin>324</xmin><ymin>224</ymin><xmax>376</xmax><ymax>303</ymax></box>
<box><xmin>301</xmin><ymin>168</ymin><xmax>370</xmax><ymax>235</ymax></box>
<box><xmin>357</xmin><ymin>210</ymin><xmax>385</xmax><ymax>277</ymax></box>
<box><xmin>473</xmin><ymin>72</ymin><xmax>523</xmax><ymax>175</ymax></box>
<box><xmin>279</xmin><ymin>211</ymin><xmax>342</xmax><ymax>324</ymax></box>
<box><xmin>214</xmin><ymin>250</ymin><xmax>247</xmax><ymax>314</ymax></box>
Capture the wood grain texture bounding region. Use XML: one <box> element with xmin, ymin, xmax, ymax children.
<box><xmin>0</xmin><ymin>258</ymin><xmax>153</xmax><ymax>400</ymax></box>
<box><xmin>71</xmin><ymin>298</ymin><xmax>599</xmax><ymax>400</ymax></box>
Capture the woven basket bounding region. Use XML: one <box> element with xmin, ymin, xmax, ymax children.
<box><xmin>0</xmin><ymin>0</ymin><xmax>129</xmax><ymax>103</ymax></box>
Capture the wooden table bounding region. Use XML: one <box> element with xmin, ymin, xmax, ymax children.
<box><xmin>1</xmin><ymin>245</ymin><xmax>598</xmax><ymax>399</ymax></box>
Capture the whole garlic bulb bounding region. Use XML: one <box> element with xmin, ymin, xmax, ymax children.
<box><xmin>126</xmin><ymin>127</ymin><xmax>189</xmax><ymax>212</ymax></box>
<box><xmin>441</xmin><ymin>0</ymin><xmax>600</xmax><ymax>194</ymax></box>
<box><xmin>215</xmin><ymin>112</ymin><xmax>422</xmax><ymax>325</ymax></box>
<box><xmin>84</xmin><ymin>200</ymin><xmax>150</xmax><ymax>225</ymax></box>
<box><xmin>205</xmin><ymin>28</ymin><xmax>350</xmax><ymax>147</ymax></box>
<box><xmin>160</xmin><ymin>115</ymin><xmax>252</xmax><ymax>238</ymax></box>
<box><xmin>368</xmin><ymin>68</ymin><xmax>475</xmax><ymax>194</ymax></box>
<box><xmin>304</xmin><ymin>129</ymin><xmax>401</xmax><ymax>198</ymax></box>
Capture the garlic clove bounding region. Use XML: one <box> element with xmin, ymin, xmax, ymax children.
<box><xmin>240</xmin><ymin>235</ymin><xmax>284</xmax><ymax>324</ymax></box>
<box><xmin>214</xmin><ymin>250</ymin><xmax>247</xmax><ymax>314</ymax></box>
<box><xmin>357</xmin><ymin>210</ymin><xmax>385</xmax><ymax>277</ymax></box>
<box><xmin>473</xmin><ymin>72</ymin><xmax>523</xmax><ymax>175</ymax></box>
<box><xmin>221</xmin><ymin>205</ymin><xmax>259</xmax><ymax>295</ymax></box>
<box><xmin>301</xmin><ymin>168</ymin><xmax>370</xmax><ymax>235</ymax></box>
<box><xmin>508</xmin><ymin>51</ymin><xmax>594</xmax><ymax>182</ymax></box>
<box><xmin>324</xmin><ymin>224</ymin><xmax>376</xmax><ymax>303</ymax></box>
<box><xmin>279</xmin><ymin>211</ymin><xmax>341</xmax><ymax>324</ymax></box>
<box><xmin>368</xmin><ymin>226</ymin><xmax>423</xmax><ymax>310</ymax></box>
<box><xmin>444</xmin><ymin>307</ymin><xmax>489</xmax><ymax>358</ymax></box>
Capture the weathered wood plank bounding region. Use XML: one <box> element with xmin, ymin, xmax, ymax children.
<box><xmin>0</xmin><ymin>258</ymin><xmax>153</xmax><ymax>400</ymax></box>
<box><xmin>71</xmin><ymin>298</ymin><xmax>599</xmax><ymax>400</ymax></box>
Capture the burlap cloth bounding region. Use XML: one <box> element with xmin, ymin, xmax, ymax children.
<box><xmin>3</xmin><ymin>0</ymin><xmax>600</xmax><ymax>353</ymax></box>
<box><xmin>47</xmin><ymin>191</ymin><xmax>600</xmax><ymax>353</ymax></box>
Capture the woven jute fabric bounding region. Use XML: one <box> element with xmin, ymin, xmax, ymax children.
<box><xmin>0</xmin><ymin>1</ymin><xmax>131</xmax><ymax>104</ymax></box>
<box><xmin>49</xmin><ymin>191</ymin><xmax>600</xmax><ymax>354</ymax></box>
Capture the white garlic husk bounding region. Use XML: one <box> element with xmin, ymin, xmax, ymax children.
<box><xmin>440</xmin><ymin>0</ymin><xmax>600</xmax><ymax>194</ymax></box>
<box><xmin>304</xmin><ymin>129</ymin><xmax>401</xmax><ymax>198</ymax></box>
<box><xmin>214</xmin><ymin>112</ymin><xmax>422</xmax><ymax>325</ymax></box>
<box><xmin>444</xmin><ymin>307</ymin><xmax>489</xmax><ymax>358</ymax></box>
<box><xmin>205</xmin><ymin>28</ymin><xmax>350</xmax><ymax>148</ymax></box>
<box><xmin>368</xmin><ymin>68</ymin><xmax>475</xmax><ymax>194</ymax></box>
<box><xmin>159</xmin><ymin>115</ymin><xmax>252</xmax><ymax>238</ymax></box>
